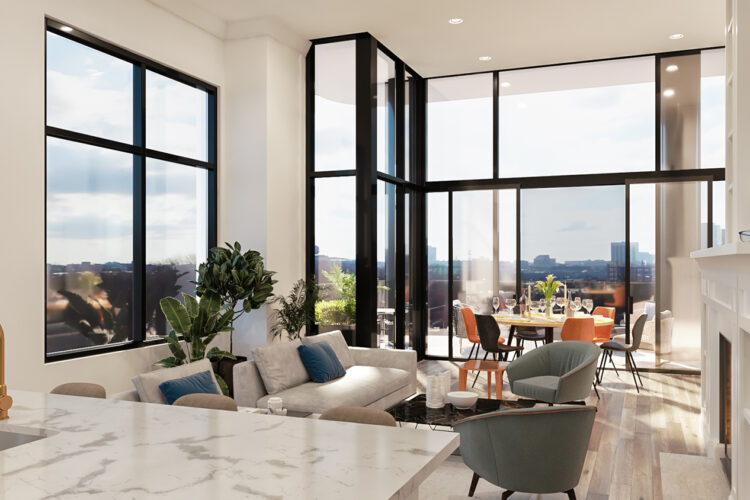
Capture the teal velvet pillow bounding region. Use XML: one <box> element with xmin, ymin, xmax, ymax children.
<box><xmin>297</xmin><ymin>342</ymin><xmax>346</xmax><ymax>383</ymax></box>
<box><xmin>158</xmin><ymin>370</ymin><xmax>220</xmax><ymax>405</ymax></box>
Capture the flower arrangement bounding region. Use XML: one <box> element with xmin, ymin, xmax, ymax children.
<box><xmin>534</xmin><ymin>274</ymin><xmax>563</xmax><ymax>318</ymax></box>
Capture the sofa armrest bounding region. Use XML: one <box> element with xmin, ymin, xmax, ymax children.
<box><xmin>110</xmin><ymin>389</ymin><xmax>140</xmax><ymax>402</ymax></box>
<box><xmin>233</xmin><ymin>360</ymin><xmax>268</xmax><ymax>407</ymax></box>
<box><xmin>349</xmin><ymin>347</ymin><xmax>417</xmax><ymax>390</ymax></box>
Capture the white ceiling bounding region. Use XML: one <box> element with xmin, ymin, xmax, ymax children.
<box><xmin>149</xmin><ymin>0</ymin><xmax>724</xmax><ymax>77</ymax></box>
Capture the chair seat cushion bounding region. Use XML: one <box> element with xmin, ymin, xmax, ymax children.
<box><xmin>257</xmin><ymin>365</ymin><xmax>411</xmax><ymax>414</ymax></box>
<box><xmin>511</xmin><ymin>375</ymin><xmax>560</xmax><ymax>402</ymax></box>
<box><xmin>600</xmin><ymin>340</ymin><xmax>627</xmax><ymax>351</ymax></box>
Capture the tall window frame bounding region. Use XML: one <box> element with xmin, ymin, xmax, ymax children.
<box><xmin>45</xmin><ymin>19</ymin><xmax>217</xmax><ymax>361</ymax></box>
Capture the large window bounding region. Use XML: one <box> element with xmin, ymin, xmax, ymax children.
<box><xmin>45</xmin><ymin>21</ymin><xmax>216</xmax><ymax>358</ymax></box>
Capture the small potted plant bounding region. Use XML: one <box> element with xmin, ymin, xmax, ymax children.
<box><xmin>534</xmin><ymin>274</ymin><xmax>563</xmax><ymax>318</ymax></box>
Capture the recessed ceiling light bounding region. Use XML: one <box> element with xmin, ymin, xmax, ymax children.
<box><xmin>449</xmin><ymin>18</ymin><xmax>463</xmax><ymax>25</ymax></box>
<box><xmin>500</xmin><ymin>81</ymin><xmax>511</xmax><ymax>88</ymax></box>
<box><xmin>478</xmin><ymin>56</ymin><xmax>492</xmax><ymax>61</ymax></box>
<box><xmin>669</xmin><ymin>33</ymin><xmax>684</xmax><ymax>40</ymax></box>
<box><xmin>60</xmin><ymin>26</ymin><xmax>74</xmax><ymax>32</ymax></box>
<box><xmin>663</xmin><ymin>88</ymin><xmax>676</xmax><ymax>98</ymax></box>
<box><xmin>666</xmin><ymin>64</ymin><xmax>679</xmax><ymax>72</ymax></box>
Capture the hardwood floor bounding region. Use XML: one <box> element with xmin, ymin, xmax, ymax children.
<box><xmin>418</xmin><ymin>360</ymin><xmax>705</xmax><ymax>499</ymax></box>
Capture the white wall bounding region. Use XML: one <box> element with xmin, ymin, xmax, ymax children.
<box><xmin>0</xmin><ymin>1</ymin><xmax>306</xmax><ymax>394</ymax></box>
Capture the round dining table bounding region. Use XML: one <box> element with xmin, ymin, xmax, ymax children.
<box><xmin>493</xmin><ymin>313</ymin><xmax>615</xmax><ymax>345</ymax></box>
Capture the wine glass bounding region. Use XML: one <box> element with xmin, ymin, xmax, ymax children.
<box><xmin>505</xmin><ymin>298</ymin><xmax>517</xmax><ymax>315</ymax></box>
<box><xmin>582</xmin><ymin>299</ymin><xmax>594</xmax><ymax>315</ymax></box>
<box><xmin>492</xmin><ymin>296</ymin><xmax>500</xmax><ymax>314</ymax></box>
<box><xmin>538</xmin><ymin>299</ymin><xmax>546</xmax><ymax>314</ymax></box>
<box><xmin>570</xmin><ymin>297</ymin><xmax>582</xmax><ymax>315</ymax></box>
<box><xmin>529</xmin><ymin>300</ymin><xmax>539</xmax><ymax>315</ymax></box>
<box><xmin>556</xmin><ymin>296</ymin><xmax>566</xmax><ymax>314</ymax></box>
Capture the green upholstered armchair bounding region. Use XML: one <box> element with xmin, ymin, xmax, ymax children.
<box><xmin>454</xmin><ymin>405</ymin><xmax>596</xmax><ymax>499</ymax></box>
<box><xmin>506</xmin><ymin>341</ymin><xmax>600</xmax><ymax>404</ymax></box>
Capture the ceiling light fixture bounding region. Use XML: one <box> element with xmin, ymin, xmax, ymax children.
<box><xmin>449</xmin><ymin>18</ymin><xmax>464</xmax><ymax>25</ymax></box>
<box><xmin>500</xmin><ymin>81</ymin><xmax>511</xmax><ymax>88</ymax></box>
<box><xmin>669</xmin><ymin>33</ymin><xmax>684</xmax><ymax>40</ymax></box>
<box><xmin>663</xmin><ymin>88</ymin><xmax>676</xmax><ymax>98</ymax></box>
<box><xmin>479</xmin><ymin>56</ymin><xmax>492</xmax><ymax>61</ymax></box>
<box><xmin>666</xmin><ymin>64</ymin><xmax>679</xmax><ymax>72</ymax></box>
<box><xmin>60</xmin><ymin>25</ymin><xmax>74</xmax><ymax>32</ymax></box>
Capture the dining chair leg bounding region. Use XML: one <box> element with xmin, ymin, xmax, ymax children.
<box><xmin>468</xmin><ymin>344</ymin><xmax>476</xmax><ymax>361</ymax></box>
<box><xmin>626</xmin><ymin>352</ymin><xmax>640</xmax><ymax>393</ymax></box>
<box><xmin>608</xmin><ymin>351</ymin><xmax>620</xmax><ymax>377</ymax></box>
<box><xmin>593</xmin><ymin>382</ymin><xmax>600</xmax><ymax>399</ymax></box>
<box><xmin>471</xmin><ymin>352</ymin><xmax>490</xmax><ymax>388</ymax></box>
<box><xmin>501</xmin><ymin>490</ymin><xmax>514</xmax><ymax>499</ymax></box>
<box><xmin>468</xmin><ymin>472</ymin><xmax>480</xmax><ymax>497</ymax></box>
<box><xmin>565</xmin><ymin>489</ymin><xmax>577</xmax><ymax>500</ymax></box>
<box><xmin>596</xmin><ymin>351</ymin><xmax>607</xmax><ymax>384</ymax></box>
<box><xmin>629</xmin><ymin>351</ymin><xmax>644</xmax><ymax>387</ymax></box>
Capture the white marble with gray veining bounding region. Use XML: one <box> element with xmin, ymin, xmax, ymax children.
<box><xmin>0</xmin><ymin>391</ymin><xmax>458</xmax><ymax>499</ymax></box>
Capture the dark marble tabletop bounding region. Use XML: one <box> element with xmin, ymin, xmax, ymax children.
<box><xmin>387</xmin><ymin>394</ymin><xmax>535</xmax><ymax>427</ymax></box>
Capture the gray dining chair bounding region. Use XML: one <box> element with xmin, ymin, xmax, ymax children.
<box><xmin>505</xmin><ymin>341</ymin><xmax>600</xmax><ymax>404</ymax></box>
<box><xmin>454</xmin><ymin>405</ymin><xmax>596</xmax><ymax>499</ymax></box>
<box><xmin>598</xmin><ymin>313</ymin><xmax>647</xmax><ymax>392</ymax></box>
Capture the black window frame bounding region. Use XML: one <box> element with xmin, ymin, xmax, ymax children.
<box><xmin>44</xmin><ymin>18</ymin><xmax>218</xmax><ymax>362</ymax></box>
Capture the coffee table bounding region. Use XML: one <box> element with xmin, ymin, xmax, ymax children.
<box><xmin>387</xmin><ymin>394</ymin><xmax>535</xmax><ymax>430</ymax></box>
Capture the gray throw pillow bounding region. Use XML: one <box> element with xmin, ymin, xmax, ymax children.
<box><xmin>301</xmin><ymin>330</ymin><xmax>355</xmax><ymax>369</ymax></box>
<box><xmin>252</xmin><ymin>339</ymin><xmax>310</xmax><ymax>394</ymax></box>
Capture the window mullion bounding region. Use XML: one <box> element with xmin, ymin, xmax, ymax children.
<box><xmin>133</xmin><ymin>63</ymin><xmax>147</xmax><ymax>343</ymax></box>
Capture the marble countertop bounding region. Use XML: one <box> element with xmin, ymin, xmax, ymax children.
<box><xmin>0</xmin><ymin>391</ymin><xmax>459</xmax><ymax>499</ymax></box>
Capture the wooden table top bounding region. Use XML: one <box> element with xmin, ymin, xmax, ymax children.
<box><xmin>460</xmin><ymin>360</ymin><xmax>510</xmax><ymax>371</ymax></box>
<box><xmin>493</xmin><ymin>313</ymin><xmax>615</xmax><ymax>328</ymax></box>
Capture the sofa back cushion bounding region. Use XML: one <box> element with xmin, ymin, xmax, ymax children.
<box><xmin>132</xmin><ymin>358</ymin><xmax>220</xmax><ymax>404</ymax></box>
<box><xmin>301</xmin><ymin>330</ymin><xmax>355</xmax><ymax>368</ymax></box>
<box><xmin>158</xmin><ymin>370</ymin><xmax>220</xmax><ymax>405</ymax></box>
<box><xmin>298</xmin><ymin>343</ymin><xmax>346</xmax><ymax>383</ymax></box>
<box><xmin>252</xmin><ymin>339</ymin><xmax>310</xmax><ymax>394</ymax></box>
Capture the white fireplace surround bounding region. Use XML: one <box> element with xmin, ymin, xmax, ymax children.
<box><xmin>692</xmin><ymin>243</ymin><xmax>750</xmax><ymax>500</ymax></box>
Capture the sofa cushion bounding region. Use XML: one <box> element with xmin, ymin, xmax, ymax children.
<box><xmin>252</xmin><ymin>339</ymin><xmax>309</xmax><ymax>394</ymax></box>
<box><xmin>257</xmin><ymin>365</ymin><xmax>411</xmax><ymax>414</ymax></box>
<box><xmin>158</xmin><ymin>370</ymin><xmax>220</xmax><ymax>405</ymax></box>
<box><xmin>512</xmin><ymin>375</ymin><xmax>560</xmax><ymax>402</ymax></box>
<box><xmin>131</xmin><ymin>359</ymin><xmax>219</xmax><ymax>404</ymax></box>
<box><xmin>302</xmin><ymin>331</ymin><xmax>355</xmax><ymax>369</ymax></box>
<box><xmin>298</xmin><ymin>343</ymin><xmax>346</xmax><ymax>383</ymax></box>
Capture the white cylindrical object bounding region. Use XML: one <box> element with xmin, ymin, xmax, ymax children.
<box><xmin>440</xmin><ymin>371</ymin><xmax>452</xmax><ymax>402</ymax></box>
<box><xmin>426</xmin><ymin>375</ymin><xmax>445</xmax><ymax>408</ymax></box>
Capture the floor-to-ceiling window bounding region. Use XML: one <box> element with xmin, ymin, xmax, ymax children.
<box><xmin>45</xmin><ymin>21</ymin><xmax>217</xmax><ymax>359</ymax></box>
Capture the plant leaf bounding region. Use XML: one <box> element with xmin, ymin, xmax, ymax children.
<box><xmin>160</xmin><ymin>297</ymin><xmax>191</xmax><ymax>335</ymax></box>
<box><xmin>215</xmin><ymin>373</ymin><xmax>230</xmax><ymax>396</ymax></box>
<box><xmin>183</xmin><ymin>293</ymin><xmax>199</xmax><ymax>318</ymax></box>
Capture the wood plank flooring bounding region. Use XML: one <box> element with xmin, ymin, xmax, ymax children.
<box><xmin>418</xmin><ymin>360</ymin><xmax>705</xmax><ymax>499</ymax></box>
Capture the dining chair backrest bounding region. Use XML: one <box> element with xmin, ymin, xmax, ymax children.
<box><xmin>461</xmin><ymin>307</ymin><xmax>480</xmax><ymax>344</ymax></box>
<box><xmin>475</xmin><ymin>314</ymin><xmax>501</xmax><ymax>352</ymax></box>
<box><xmin>560</xmin><ymin>317</ymin><xmax>595</xmax><ymax>342</ymax></box>
<box><xmin>629</xmin><ymin>314</ymin><xmax>648</xmax><ymax>351</ymax></box>
<box><xmin>593</xmin><ymin>306</ymin><xmax>615</xmax><ymax>320</ymax></box>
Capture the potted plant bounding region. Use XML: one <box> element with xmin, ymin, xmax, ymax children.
<box><xmin>270</xmin><ymin>278</ymin><xmax>319</xmax><ymax>341</ymax></box>
<box><xmin>315</xmin><ymin>264</ymin><xmax>357</xmax><ymax>344</ymax></box>
<box><xmin>156</xmin><ymin>293</ymin><xmax>235</xmax><ymax>395</ymax></box>
<box><xmin>194</xmin><ymin>241</ymin><xmax>276</xmax><ymax>393</ymax></box>
<box><xmin>534</xmin><ymin>274</ymin><xmax>563</xmax><ymax>318</ymax></box>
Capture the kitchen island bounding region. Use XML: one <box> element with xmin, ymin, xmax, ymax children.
<box><xmin>0</xmin><ymin>391</ymin><xmax>458</xmax><ymax>499</ymax></box>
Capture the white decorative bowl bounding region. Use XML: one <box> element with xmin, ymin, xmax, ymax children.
<box><xmin>446</xmin><ymin>391</ymin><xmax>478</xmax><ymax>410</ymax></box>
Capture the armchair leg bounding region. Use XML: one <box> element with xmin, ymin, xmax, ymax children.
<box><xmin>565</xmin><ymin>489</ymin><xmax>577</xmax><ymax>499</ymax></box>
<box><xmin>501</xmin><ymin>490</ymin><xmax>514</xmax><ymax>500</ymax></box>
<box><xmin>468</xmin><ymin>472</ymin><xmax>480</xmax><ymax>497</ymax></box>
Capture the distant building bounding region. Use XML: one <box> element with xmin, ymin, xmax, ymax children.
<box><xmin>533</xmin><ymin>254</ymin><xmax>556</xmax><ymax>267</ymax></box>
<box><xmin>427</xmin><ymin>245</ymin><xmax>437</xmax><ymax>263</ymax></box>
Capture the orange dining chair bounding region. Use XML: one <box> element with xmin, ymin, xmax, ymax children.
<box><xmin>461</xmin><ymin>307</ymin><xmax>505</xmax><ymax>362</ymax></box>
<box><xmin>592</xmin><ymin>306</ymin><xmax>616</xmax><ymax>343</ymax></box>
<box><xmin>560</xmin><ymin>317</ymin><xmax>595</xmax><ymax>342</ymax></box>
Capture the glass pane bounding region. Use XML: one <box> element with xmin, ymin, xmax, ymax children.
<box><xmin>426</xmin><ymin>192</ymin><xmax>449</xmax><ymax>356</ymax></box>
<box><xmin>453</xmin><ymin>191</ymin><xmax>494</xmax><ymax>314</ymax></box>
<box><xmin>701</xmin><ymin>49</ymin><xmax>726</xmax><ymax>169</ymax></box>
<box><xmin>46</xmin><ymin>31</ymin><xmax>133</xmax><ymax>143</ymax></box>
<box><xmin>629</xmin><ymin>183</ymin><xmax>656</xmax><ymax>369</ymax></box>
<box><xmin>497</xmin><ymin>189</ymin><xmax>518</xmax><ymax>303</ymax></box>
<box><xmin>377</xmin><ymin>51</ymin><xmax>396</xmax><ymax>176</ymax></box>
<box><xmin>377</xmin><ymin>181</ymin><xmax>397</xmax><ymax>347</ymax></box>
<box><xmin>500</xmin><ymin>57</ymin><xmax>655</xmax><ymax>177</ymax></box>
<box><xmin>428</xmin><ymin>74</ymin><xmax>493</xmax><ymax>181</ymax></box>
<box><xmin>405</xmin><ymin>190</ymin><xmax>414</xmax><ymax>349</ymax></box>
<box><xmin>315</xmin><ymin>177</ymin><xmax>356</xmax><ymax>330</ymax></box>
<box><xmin>521</xmin><ymin>186</ymin><xmax>626</xmax><ymax>325</ymax></box>
<box><xmin>145</xmin><ymin>159</ymin><xmax>209</xmax><ymax>337</ymax></box>
<box><xmin>660</xmin><ymin>53</ymin><xmax>701</xmax><ymax>170</ymax></box>
<box><xmin>46</xmin><ymin>137</ymin><xmax>134</xmax><ymax>354</ymax></box>
<box><xmin>315</xmin><ymin>41</ymin><xmax>356</xmax><ymax>172</ymax></box>
<box><xmin>146</xmin><ymin>70</ymin><xmax>209</xmax><ymax>161</ymax></box>
<box><xmin>713</xmin><ymin>181</ymin><xmax>726</xmax><ymax>246</ymax></box>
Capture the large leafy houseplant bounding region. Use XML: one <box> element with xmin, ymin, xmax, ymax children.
<box><xmin>195</xmin><ymin>242</ymin><xmax>276</xmax><ymax>352</ymax></box>
<box><xmin>270</xmin><ymin>278</ymin><xmax>319</xmax><ymax>341</ymax></box>
<box><xmin>156</xmin><ymin>293</ymin><xmax>236</xmax><ymax>394</ymax></box>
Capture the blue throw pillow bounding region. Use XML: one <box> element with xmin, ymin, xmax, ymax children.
<box><xmin>298</xmin><ymin>342</ymin><xmax>346</xmax><ymax>383</ymax></box>
<box><xmin>158</xmin><ymin>370</ymin><xmax>220</xmax><ymax>405</ymax></box>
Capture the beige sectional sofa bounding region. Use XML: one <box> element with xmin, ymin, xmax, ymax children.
<box><xmin>233</xmin><ymin>331</ymin><xmax>417</xmax><ymax>413</ymax></box>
